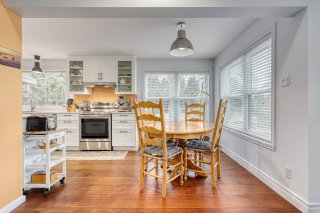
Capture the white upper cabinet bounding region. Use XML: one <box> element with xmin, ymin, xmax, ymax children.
<box><xmin>84</xmin><ymin>56</ymin><xmax>117</xmax><ymax>83</ymax></box>
<box><xmin>116</xmin><ymin>57</ymin><xmax>136</xmax><ymax>94</ymax></box>
<box><xmin>84</xmin><ymin>56</ymin><xmax>101</xmax><ymax>83</ymax></box>
<box><xmin>68</xmin><ymin>55</ymin><xmax>136</xmax><ymax>94</ymax></box>
<box><xmin>68</xmin><ymin>56</ymin><xmax>91</xmax><ymax>94</ymax></box>
<box><xmin>100</xmin><ymin>57</ymin><xmax>117</xmax><ymax>82</ymax></box>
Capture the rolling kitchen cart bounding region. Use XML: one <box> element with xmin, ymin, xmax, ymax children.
<box><xmin>23</xmin><ymin>129</ymin><xmax>67</xmax><ymax>196</ymax></box>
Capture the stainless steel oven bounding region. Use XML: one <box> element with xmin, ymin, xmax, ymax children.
<box><xmin>80</xmin><ymin>114</ymin><xmax>112</xmax><ymax>150</ymax></box>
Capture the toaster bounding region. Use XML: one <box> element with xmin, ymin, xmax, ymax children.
<box><xmin>26</xmin><ymin>115</ymin><xmax>57</xmax><ymax>132</ymax></box>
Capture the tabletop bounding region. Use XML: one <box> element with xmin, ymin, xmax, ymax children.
<box><xmin>147</xmin><ymin>121</ymin><xmax>215</xmax><ymax>139</ymax></box>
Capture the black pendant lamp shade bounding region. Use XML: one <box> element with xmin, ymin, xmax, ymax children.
<box><xmin>32</xmin><ymin>55</ymin><xmax>42</xmax><ymax>73</ymax></box>
<box><xmin>170</xmin><ymin>22</ymin><xmax>194</xmax><ymax>57</ymax></box>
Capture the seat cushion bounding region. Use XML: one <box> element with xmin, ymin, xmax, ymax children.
<box><xmin>166</xmin><ymin>138</ymin><xmax>176</xmax><ymax>147</ymax></box>
<box><xmin>144</xmin><ymin>145</ymin><xmax>182</xmax><ymax>157</ymax></box>
<box><xmin>203</xmin><ymin>136</ymin><xmax>211</xmax><ymax>142</ymax></box>
<box><xmin>185</xmin><ymin>139</ymin><xmax>211</xmax><ymax>152</ymax></box>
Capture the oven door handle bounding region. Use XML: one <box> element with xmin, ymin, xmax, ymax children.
<box><xmin>80</xmin><ymin>116</ymin><xmax>111</xmax><ymax>119</ymax></box>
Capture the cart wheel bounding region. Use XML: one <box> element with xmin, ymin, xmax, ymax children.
<box><xmin>43</xmin><ymin>188</ymin><xmax>49</xmax><ymax>196</ymax></box>
<box><xmin>60</xmin><ymin>177</ymin><xmax>65</xmax><ymax>184</ymax></box>
<box><xmin>23</xmin><ymin>189</ymin><xmax>30</xmax><ymax>195</ymax></box>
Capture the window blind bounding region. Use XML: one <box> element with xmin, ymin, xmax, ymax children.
<box><xmin>145</xmin><ymin>72</ymin><xmax>209</xmax><ymax>121</ymax></box>
<box><xmin>220</xmin><ymin>34</ymin><xmax>272</xmax><ymax>143</ymax></box>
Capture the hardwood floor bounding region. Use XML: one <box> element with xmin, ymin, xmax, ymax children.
<box><xmin>14</xmin><ymin>152</ymin><xmax>300</xmax><ymax>213</ymax></box>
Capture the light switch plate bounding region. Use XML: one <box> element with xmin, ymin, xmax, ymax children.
<box><xmin>282</xmin><ymin>76</ymin><xmax>290</xmax><ymax>87</ymax></box>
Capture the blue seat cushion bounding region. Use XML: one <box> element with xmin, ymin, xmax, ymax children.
<box><xmin>166</xmin><ymin>138</ymin><xmax>176</xmax><ymax>147</ymax></box>
<box><xmin>144</xmin><ymin>145</ymin><xmax>182</xmax><ymax>157</ymax></box>
<box><xmin>185</xmin><ymin>139</ymin><xmax>211</xmax><ymax>152</ymax></box>
<box><xmin>203</xmin><ymin>136</ymin><xmax>211</xmax><ymax>142</ymax></box>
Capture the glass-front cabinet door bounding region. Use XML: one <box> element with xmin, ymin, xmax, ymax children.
<box><xmin>116</xmin><ymin>59</ymin><xmax>135</xmax><ymax>94</ymax></box>
<box><xmin>68</xmin><ymin>57</ymin><xmax>90</xmax><ymax>94</ymax></box>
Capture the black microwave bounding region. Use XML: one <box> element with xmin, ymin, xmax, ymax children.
<box><xmin>26</xmin><ymin>115</ymin><xmax>57</xmax><ymax>132</ymax></box>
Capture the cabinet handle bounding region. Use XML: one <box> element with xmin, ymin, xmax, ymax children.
<box><xmin>98</xmin><ymin>73</ymin><xmax>100</xmax><ymax>80</ymax></box>
<box><xmin>119</xmin><ymin>121</ymin><xmax>128</xmax><ymax>123</ymax></box>
<box><xmin>120</xmin><ymin>131</ymin><xmax>128</xmax><ymax>133</ymax></box>
<box><xmin>64</xmin><ymin>120</ymin><xmax>72</xmax><ymax>123</ymax></box>
<box><xmin>119</xmin><ymin>114</ymin><xmax>128</xmax><ymax>117</ymax></box>
<box><xmin>101</xmin><ymin>73</ymin><xmax>103</xmax><ymax>80</ymax></box>
<box><xmin>63</xmin><ymin>114</ymin><xmax>72</xmax><ymax>117</ymax></box>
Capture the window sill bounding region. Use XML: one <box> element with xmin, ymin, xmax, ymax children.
<box><xmin>223</xmin><ymin>127</ymin><xmax>276</xmax><ymax>151</ymax></box>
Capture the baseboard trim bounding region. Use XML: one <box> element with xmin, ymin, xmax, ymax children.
<box><xmin>308</xmin><ymin>203</ymin><xmax>320</xmax><ymax>213</ymax></box>
<box><xmin>0</xmin><ymin>195</ymin><xmax>25</xmax><ymax>213</ymax></box>
<box><xmin>221</xmin><ymin>145</ymin><xmax>309</xmax><ymax>213</ymax></box>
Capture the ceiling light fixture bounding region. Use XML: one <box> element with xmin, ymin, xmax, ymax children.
<box><xmin>32</xmin><ymin>55</ymin><xmax>42</xmax><ymax>73</ymax></box>
<box><xmin>170</xmin><ymin>22</ymin><xmax>194</xmax><ymax>57</ymax></box>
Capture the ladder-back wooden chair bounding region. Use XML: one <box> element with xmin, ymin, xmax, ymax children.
<box><xmin>185</xmin><ymin>102</ymin><xmax>206</xmax><ymax>165</ymax></box>
<box><xmin>185</xmin><ymin>102</ymin><xmax>206</xmax><ymax>122</ymax></box>
<box><xmin>183</xmin><ymin>99</ymin><xmax>227</xmax><ymax>188</ymax></box>
<box><xmin>134</xmin><ymin>99</ymin><xmax>184</xmax><ymax>198</ymax></box>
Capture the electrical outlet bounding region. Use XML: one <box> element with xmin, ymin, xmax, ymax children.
<box><xmin>281</xmin><ymin>76</ymin><xmax>290</xmax><ymax>87</ymax></box>
<box><xmin>285</xmin><ymin>167</ymin><xmax>291</xmax><ymax>179</ymax></box>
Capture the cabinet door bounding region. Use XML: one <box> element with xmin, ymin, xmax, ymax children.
<box><xmin>112</xmin><ymin>130</ymin><xmax>135</xmax><ymax>146</ymax></box>
<box><xmin>84</xmin><ymin>56</ymin><xmax>101</xmax><ymax>82</ymax></box>
<box><xmin>66</xmin><ymin>129</ymin><xmax>79</xmax><ymax>147</ymax></box>
<box><xmin>116</xmin><ymin>59</ymin><xmax>135</xmax><ymax>94</ymax></box>
<box><xmin>68</xmin><ymin>57</ymin><xmax>91</xmax><ymax>94</ymax></box>
<box><xmin>101</xmin><ymin>57</ymin><xmax>116</xmax><ymax>82</ymax></box>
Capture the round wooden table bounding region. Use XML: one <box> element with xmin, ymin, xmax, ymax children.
<box><xmin>163</xmin><ymin>121</ymin><xmax>215</xmax><ymax>140</ymax></box>
<box><xmin>148</xmin><ymin>121</ymin><xmax>215</xmax><ymax>177</ymax></box>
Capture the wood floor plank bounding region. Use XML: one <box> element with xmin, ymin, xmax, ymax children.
<box><xmin>14</xmin><ymin>152</ymin><xmax>300</xmax><ymax>213</ymax></box>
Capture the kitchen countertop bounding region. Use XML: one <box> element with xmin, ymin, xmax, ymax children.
<box><xmin>23</xmin><ymin>110</ymin><xmax>135</xmax><ymax>115</ymax></box>
<box><xmin>23</xmin><ymin>111</ymin><xmax>80</xmax><ymax>114</ymax></box>
<box><xmin>111</xmin><ymin>110</ymin><xmax>135</xmax><ymax>114</ymax></box>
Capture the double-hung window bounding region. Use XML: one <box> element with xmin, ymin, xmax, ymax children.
<box><xmin>23</xmin><ymin>72</ymin><xmax>67</xmax><ymax>106</ymax></box>
<box><xmin>220</xmin><ymin>33</ymin><xmax>274</xmax><ymax>147</ymax></box>
<box><xmin>144</xmin><ymin>72</ymin><xmax>209</xmax><ymax>121</ymax></box>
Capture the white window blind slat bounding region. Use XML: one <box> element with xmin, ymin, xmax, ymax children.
<box><xmin>220</xmin><ymin>34</ymin><xmax>272</xmax><ymax>143</ymax></box>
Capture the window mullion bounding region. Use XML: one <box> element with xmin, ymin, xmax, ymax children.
<box><xmin>173</xmin><ymin>73</ymin><xmax>179</xmax><ymax>121</ymax></box>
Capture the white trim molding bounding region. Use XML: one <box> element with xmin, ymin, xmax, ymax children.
<box><xmin>0</xmin><ymin>195</ymin><xmax>25</xmax><ymax>213</ymax></box>
<box><xmin>221</xmin><ymin>145</ymin><xmax>320</xmax><ymax>213</ymax></box>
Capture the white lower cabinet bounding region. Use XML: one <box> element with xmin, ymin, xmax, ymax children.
<box><xmin>112</xmin><ymin>130</ymin><xmax>135</xmax><ymax>146</ymax></box>
<box><xmin>112</xmin><ymin>113</ymin><xmax>137</xmax><ymax>150</ymax></box>
<box><xmin>57</xmin><ymin>113</ymin><xmax>80</xmax><ymax>150</ymax></box>
<box><xmin>65</xmin><ymin>129</ymin><xmax>80</xmax><ymax>147</ymax></box>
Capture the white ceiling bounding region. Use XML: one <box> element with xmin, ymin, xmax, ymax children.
<box><xmin>22</xmin><ymin>18</ymin><xmax>256</xmax><ymax>59</ymax></box>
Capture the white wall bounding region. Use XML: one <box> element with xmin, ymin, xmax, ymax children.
<box><xmin>214</xmin><ymin>10</ymin><xmax>308</xmax><ymax>211</ymax></box>
<box><xmin>136</xmin><ymin>59</ymin><xmax>215</xmax><ymax>121</ymax></box>
<box><xmin>308</xmin><ymin>0</ymin><xmax>320</xmax><ymax>210</ymax></box>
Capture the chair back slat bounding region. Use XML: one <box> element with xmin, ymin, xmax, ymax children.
<box><xmin>140</xmin><ymin>126</ymin><xmax>162</xmax><ymax>135</ymax></box>
<box><xmin>185</xmin><ymin>102</ymin><xmax>206</xmax><ymax>122</ymax></box>
<box><xmin>187</xmin><ymin>110</ymin><xmax>204</xmax><ymax>115</ymax></box>
<box><xmin>187</xmin><ymin>103</ymin><xmax>205</xmax><ymax>108</ymax></box>
<box><xmin>139</xmin><ymin>113</ymin><xmax>162</xmax><ymax>122</ymax></box>
<box><xmin>135</xmin><ymin>101</ymin><xmax>161</xmax><ymax>109</ymax></box>
<box><xmin>134</xmin><ymin>99</ymin><xmax>167</xmax><ymax>157</ymax></box>
<box><xmin>211</xmin><ymin>99</ymin><xmax>227</xmax><ymax>150</ymax></box>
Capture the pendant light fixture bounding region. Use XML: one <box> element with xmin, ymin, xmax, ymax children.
<box><xmin>32</xmin><ymin>55</ymin><xmax>42</xmax><ymax>73</ymax></box>
<box><xmin>170</xmin><ymin>22</ymin><xmax>194</xmax><ymax>57</ymax></box>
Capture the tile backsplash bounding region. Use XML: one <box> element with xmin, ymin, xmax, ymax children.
<box><xmin>74</xmin><ymin>87</ymin><xmax>137</xmax><ymax>105</ymax></box>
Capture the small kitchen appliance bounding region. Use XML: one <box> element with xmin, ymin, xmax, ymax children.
<box><xmin>117</xmin><ymin>96</ymin><xmax>131</xmax><ymax>112</ymax></box>
<box><xmin>26</xmin><ymin>115</ymin><xmax>57</xmax><ymax>131</ymax></box>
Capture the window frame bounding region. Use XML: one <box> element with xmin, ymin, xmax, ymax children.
<box><xmin>22</xmin><ymin>71</ymin><xmax>67</xmax><ymax>108</ymax></box>
<box><xmin>219</xmin><ymin>28</ymin><xmax>276</xmax><ymax>151</ymax></box>
<box><xmin>143</xmin><ymin>70</ymin><xmax>210</xmax><ymax>122</ymax></box>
